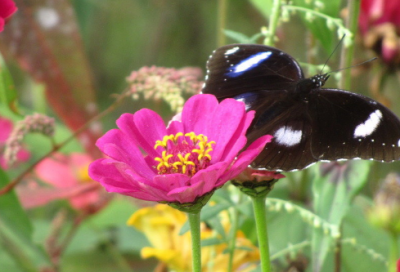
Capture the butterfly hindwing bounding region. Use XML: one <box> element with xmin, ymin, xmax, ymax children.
<box><xmin>309</xmin><ymin>88</ymin><xmax>400</xmax><ymax>162</ymax></box>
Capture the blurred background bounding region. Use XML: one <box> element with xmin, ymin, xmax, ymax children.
<box><xmin>1</xmin><ymin>0</ymin><xmax>400</xmax><ymax>271</ymax></box>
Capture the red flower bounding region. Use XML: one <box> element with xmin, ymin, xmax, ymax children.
<box><xmin>359</xmin><ymin>0</ymin><xmax>400</xmax><ymax>64</ymax></box>
<box><xmin>397</xmin><ymin>258</ymin><xmax>400</xmax><ymax>272</ymax></box>
<box><xmin>0</xmin><ymin>0</ymin><xmax>17</xmax><ymax>32</ymax></box>
<box><xmin>359</xmin><ymin>0</ymin><xmax>400</xmax><ymax>33</ymax></box>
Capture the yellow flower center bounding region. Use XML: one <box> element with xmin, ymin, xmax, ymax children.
<box><xmin>154</xmin><ymin>132</ymin><xmax>215</xmax><ymax>176</ymax></box>
<box><xmin>76</xmin><ymin>164</ymin><xmax>92</xmax><ymax>183</ymax></box>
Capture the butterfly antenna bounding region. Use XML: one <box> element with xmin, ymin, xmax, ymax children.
<box><xmin>327</xmin><ymin>57</ymin><xmax>377</xmax><ymax>74</ymax></box>
<box><xmin>319</xmin><ymin>35</ymin><xmax>347</xmax><ymax>74</ymax></box>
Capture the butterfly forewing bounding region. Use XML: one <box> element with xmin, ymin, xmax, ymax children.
<box><xmin>203</xmin><ymin>44</ymin><xmax>304</xmax><ymax>99</ymax></box>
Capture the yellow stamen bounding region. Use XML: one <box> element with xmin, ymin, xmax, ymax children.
<box><xmin>154</xmin><ymin>151</ymin><xmax>173</xmax><ymax>171</ymax></box>
<box><xmin>153</xmin><ymin>132</ymin><xmax>215</xmax><ymax>175</ymax></box>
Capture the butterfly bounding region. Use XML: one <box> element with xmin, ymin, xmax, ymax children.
<box><xmin>202</xmin><ymin>44</ymin><xmax>400</xmax><ymax>171</ymax></box>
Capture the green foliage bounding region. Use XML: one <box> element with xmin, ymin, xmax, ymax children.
<box><xmin>0</xmin><ymin>169</ymin><xmax>51</xmax><ymax>271</ymax></box>
<box><xmin>0</xmin><ymin>1</ymin><xmax>399</xmax><ymax>271</ymax></box>
<box><xmin>311</xmin><ymin>161</ymin><xmax>372</xmax><ymax>271</ymax></box>
<box><xmin>0</xmin><ymin>57</ymin><xmax>19</xmax><ymax>115</ymax></box>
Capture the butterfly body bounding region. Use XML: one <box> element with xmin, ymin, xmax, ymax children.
<box><xmin>202</xmin><ymin>44</ymin><xmax>400</xmax><ymax>171</ymax></box>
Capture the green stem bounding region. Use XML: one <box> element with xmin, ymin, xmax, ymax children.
<box><xmin>227</xmin><ymin>199</ymin><xmax>240</xmax><ymax>272</ymax></box>
<box><xmin>251</xmin><ymin>196</ymin><xmax>271</xmax><ymax>272</ymax></box>
<box><xmin>264</xmin><ymin>0</ymin><xmax>281</xmax><ymax>46</ymax></box>
<box><xmin>188</xmin><ymin>212</ymin><xmax>202</xmax><ymax>272</ymax></box>
<box><xmin>389</xmin><ymin>232</ymin><xmax>399</xmax><ymax>272</ymax></box>
<box><xmin>339</xmin><ymin>0</ymin><xmax>361</xmax><ymax>90</ymax></box>
<box><xmin>217</xmin><ymin>0</ymin><xmax>228</xmax><ymax>47</ymax></box>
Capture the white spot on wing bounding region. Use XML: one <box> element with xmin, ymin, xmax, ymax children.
<box><xmin>227</xmin><ymin>52</ymin><xmax>272</xmax><ymax>77</ymax></box>
<box><xmin>274</xmin><ymin>126</ymin><xmax>302</xmax><ymax>147</ymax></box>
<box><xmin>224</xmin><ymin>46</ymin><xmax>240</xmax><ymax>56</ymax></box>
<box><xmin>353</xmin><ymin>110</ymin><xmax>382</xmax><ymax>138</ymax></box>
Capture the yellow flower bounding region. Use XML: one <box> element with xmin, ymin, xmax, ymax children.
<box><xmin>127</xmin><ymin>204</ymin><xmax>259</xmax><ymax>272</ymax></box>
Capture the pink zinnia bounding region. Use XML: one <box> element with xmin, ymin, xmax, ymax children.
<box><xmin>0</xmin><ymin>0</ymin><xmax>17</xmax><ymax>32</ymax></box>
<box><xmin>18</xmin><ymin>153</ymin><xmax>106</xmax><ymax>213</ymax></box>
<box><xmin>89</xmin><ymin>94</ymin><xmax>272</xmax><ymax>204</ymax></box>
<box><xmin>32</xmin><ymin>153</ymin><xmax>105</xmax><ymax>212</ymax></box>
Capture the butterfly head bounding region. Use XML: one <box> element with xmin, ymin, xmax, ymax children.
<box><xmin>296</xmin><ymin>73</ymin><xmax>330</xmax><ymax>94</ymax></box>
<box><xmin>310</xmin><ymin>73</ymin><xmax>330</xmax><ymax>88</ymax></box>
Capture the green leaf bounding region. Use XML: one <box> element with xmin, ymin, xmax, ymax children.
<box><xmin>223</xmin><ymin>29</ymin><xmax>253</xmax><ymax>44</ymax></box>
<box><xmin>0</xmin><ymin>56</ymin><xmax>19</xmax><ymax>114</ymax></box>
<box><xmin>201</xmin><ymin>237</ymin><xmax>224</xmax><ymax>247</ymax></box>
<box><xmin>0</xmin><ymin>169</ymin><xmax>51</xmax><ymax>271</ymax></box>
<box><xmin>340</xmin><ymin>199</ymin><xmax>388</xmax><ymax>271</ymax></box>
<box><xmin>311</xmin><ymin>160</ymin><xmax>372</xmax><ymax>271</ymax></box>
<box><xmin>290</xmin><ymin>0</ymin><xmax>343</xmax><ymax>53</ymax></box>
<box><xmin>249</xmin><ymin>0</ymin><xmax>273</xmax><ymax>20</ymax></box>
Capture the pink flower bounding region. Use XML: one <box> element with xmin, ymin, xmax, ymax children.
<box><xmin>359</xmin><ymin>0</ymin><xmax>400</xmax><ymax>33</ymax></box>
<box><xmin>235</xmin><ymin>168</ymin><xmax>285</xmax><ymax>183</ymax></box>
<box><xmin>359</xmin><ymin>0</ymin><xmax>400</xmax><ymax>64</ymax></box>
<box><xmin>0</xmin><ymin>0</ymin><xmax>17</xmax><ymax>32</ymax></box>
<box><xmin>397</xmin><ymin>258</ymin><xmax>400</xmax><ymax>272</ymax></box>
<box><xmin>89</xmin><ymin>94</ymin><xmax>272</xmax><ymax>204</ymax></box>
<box><xmin>19</xmin><ymin>152</ymin><xmax>107</xmax><ymax>213</ymax></box>
<box><xmin>0</xmin><ymin>116</ymin><xmax>29</xmax><ymax>169</ymax></box>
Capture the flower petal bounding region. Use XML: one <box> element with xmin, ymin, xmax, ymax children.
<box><xmin>117</xmin><ymin>110</ymin><xmax>167</xmax><ymax>157</ymax></box>
<box><xmin>96</xmin><ymin>129</ymin><xmax>155</xmax><ymax>179</ymax></box>
<box><xmin>219</xmin><ymin>135</ymin><xmax>273</xmax><ymax>183</ymax></box>
<box><xmin>181</xmin><ymin>94</ymin><xmax>219</xmax><ymax>135</ymax></box>
<box><xmin>36</xmin><ymin>154</ymin><xmax>77</xmax><ymax>188</ymax></box>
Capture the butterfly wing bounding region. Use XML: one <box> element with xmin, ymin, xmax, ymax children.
<box><xmin>202</xmin><ymin>44</ymin><xmax>304</xmax><ymax>98</ymax></box>
<box><xmin>202</xmin><ymin>44</ymin><xmax>400</xmax><ymax>171</ymax></box>
<box><xmin>309</xmin><ymin>88</ymin><xmax>400</xmax><ymax>162</ymax></box>
<box><xmin>245</xmin><ymin>92</ymin><xmax>317</xmax><ymax>171</ymax></box>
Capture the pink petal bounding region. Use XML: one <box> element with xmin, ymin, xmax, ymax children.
<box><xmin>203</xmin><ymin>98</ymin><xmax>249</xmax><ymax>162</ymax></box>
<box><xmin>167</xmin><ymin>179</ymin><xmax>207</xmax><ymax>203</ymax></box>
<box><xmin>220</xmin><ymin>135</ymin><xmax>273</xmax><ymax>183</ymax></box>
<box><xmin>166</xmin><ymin>119</ymin><xmax>183</xmax><ymax>135</ymax></box>
<box><xmin>89</xmin><ymin>159</ymin><xmax>170</xmax><ymax>202</ymax></box>
<box><xmin>36</xmin><ymin>155</ymin><xmax>77</xmax><ymax>188</ymax></box>
<box><xmin>96</xmin><ymin>129</ymin><xmax>155</xmax><ymax>179</ymax></box>
<box><xmin>191</xmin><ymin>161</ymin><xmax>229</xmax><ymax>190</ymax></box>
<box><xmin>181</xmin><ymin>94</ymin><xmax>219</xmax><ymax>136</ymax></box>
<box><xmin>0</xmin><ymin>0</ymin><xmax>17</xmax><ymax>20</ymax></box>
<box><xmin>117</xmin><ymin>110</ymin><xmax>167</xmax><ymax>158</ymax></box>
<box><xmin>69</xmin><ymin>153</ymin><xmax>92</xmax><ymax>167</ymax></box>
<box><xmin>214</xmin><ymin>110</ymin><xmax>255</xmax><ymax>163</ymax></box>
<box><xmin>153</xmin><ymin>173</ymin><xmax>191</xmax><ymax>192</ymax></box>
<box><xmin>18</xmin><ymin>183</ymin><xmax>99</xmax><ymax>209</ymax></box>
<box><xmin>0</xmin><ymin>116</ymin><xmax>13</xmax><ymax>143</ymax></box>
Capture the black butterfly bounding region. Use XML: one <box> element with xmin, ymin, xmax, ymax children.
<box><xmin>202</xmin><ymin>44</ymin><xmax>400</xmax><ymax>171</ymax></box>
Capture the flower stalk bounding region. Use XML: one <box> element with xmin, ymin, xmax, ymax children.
<box><xmin>251</xmin><ymin>195</ymin><xmax>271</xmax><ymax>272</ymax></box>
<box><xmin>188</xmin><ymin>211</ymin><xmax>202</xmax><ymax>272</ymax></box>
<box><xmin>264</xmin><ymin>0</ymin><xmax>281</xmax><ymax>46</ymax></box>
<box><xmin>339</xmin><ymin>0</ymin><xmax>361</xmax><ymax>90</ymax></box>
